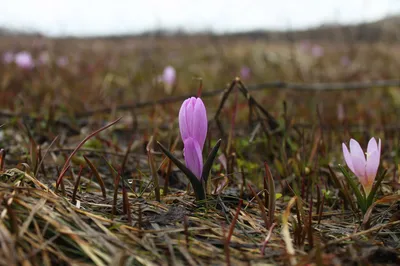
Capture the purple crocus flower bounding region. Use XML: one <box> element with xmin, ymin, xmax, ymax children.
<box><xmin>179</xmin><ymin>97</ymin><xmax>208</xmax><ymax>179</ymax></box>
<box><xmin>342</xmin><ymin>138</ymin><xmax>381</xmax><ymax>196</ymax></box>
<box><xmin>14</xmin><ymin>51</ymin><xmax>34</xmax><ymax>69</ymax></box>
<box><xmin>162</xmin><ymin>66</ymin><xmax>176</xmax><ymax>86</ymax></box>
<box><xmin>2</xmin><ymin>52</ymin><xmax>14</xmax><ymax>64</ymax></box>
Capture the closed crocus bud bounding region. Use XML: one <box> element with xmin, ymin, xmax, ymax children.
<box><xmin>342</xmin><ymin>138</ymin><xmax>381</xmax><ymax>196</ymax></box>
<box><xmin>15</xmin><ymin>51</ymin><xmax>34</xmax><ymax>69</ymax></box>
<box><xmin>179</xmin><ymin>97</ymin><xmax>208</xmax><ymax>179</ymax></box>
<box><xmin>179</xmin><ymin>97</ymin><xmax>208</xmax><ymax>149</ymax></box>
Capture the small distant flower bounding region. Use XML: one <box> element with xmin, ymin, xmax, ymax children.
<box><xmin>342</xmin><ymin>138</ymin><xmax>381</xmax><ymax>196</ymax></box>
<box><xmin>57</xmin><ymin>56</ymin><xmax>68</xmax><ymax>67</ymax></box>
<box><xmin>162</xmin><ymin>66</ymin><xmax>176</xmax><ymax>86</ymax></box>
<box><xmin>32</xmin><ymin>39</ymin><xmax>46</xmax><ymax>49</ymax></box>
<box><xmin>337</xmin><ymin>103</ymin><xmax>345</xmax><ymax>122</ymax></box>
<box><xmin>38</xmin><ymin>51</ymin><xmax>50</xmax><ymax>65</ymax></box>
<box><xmin>240</xmin><ymin>66</ymin><xmax>251</xmax><ymax>80</ymax></box>
<box><xmin>298</xmin><ymin>40</ymin><xmax>311</xmax><ymax>52</ymax></box>
<box><xmin>2</xmin><ymin>52</ymin><xmax>14</xmax><ymax>64</ymax></box>
<box><xmin>14</xmin><ymin>51</ymin><xmax>34</xmax><ymax>69</ymax></box>
<box><xmin>179</xmin><ymin>97</ymin><xmax>208</xmax><ymax>179</ymax></box>
<box><xmin>311</xmin><ymin>45</ymin><xmax>324</xmax><ymax>58</ymax></box>
<box><xmin>340</xmin><ymin>56</ymin><xmax>351</xmax><ymax>66</ymax></box>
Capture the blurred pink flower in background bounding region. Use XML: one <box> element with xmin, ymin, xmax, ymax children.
<box><xmin>14</xmin><ymin>51</ymin><xmax>35</xmax><ymax>69</ymax></box>
<box><xmin>2</xmin><ymin>51</ymin><xmax>14</xmax><ymax>64</ymax></box>
<box><xmin>337</xmin><ymin>103</ymin><xmax>345</xmax><ymax>122</ymax></box>
<box><xmin>57</xmin><ymin>56</ymin><xmax>69</xmax><ymax>67</ymax></box>
<box><xmin>298</xmin><ymin>40</ymin><xmax>311</xmax><ymax>52</ymax></box>
<box><xmin>161</xmin><ymin>65</ymin><xmax>176</xmax><ymax>95</ymax></box>
<box><xmin>162</xmin><ymin>65</ymin><xmax>176</xmax><ymax>86</ymax></box>
<box><xmin>240</xmin><ymin>66</ymin><xmax>251</xmax><ymax>80</ymax></box>
<box><xmin>38</xmin><ymin>51</ymin><xmax>50</xmax><ymax>65</ymax></box>
<box><xmin>311</xmin><ymin>45</ymin><xmax>324</xmax><ymax>58</ymax></box>
<box><xmin>340</xmin><ymin>56</ymin><xmax>351</xmax><ymax>66</ymax></box>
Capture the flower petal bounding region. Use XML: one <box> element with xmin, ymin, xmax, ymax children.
<box><xmin>342</xmin><ymin>143</ymin><xmax>355</xmax><ymax>173</ymax></box>
<box><xmin>351</xmin><ymin>155</ymin><xmax>367</xmax><ymax>185</ymax></box>
<box><xmin>187</xmin><ymin>97</ymin><xmax>197</xmax><ymax>137</ymax></box>
<box><xmin>179</xmin><ymin>99</ymin><xmax>190</xmax><ymax>141</ymax></box>
<box><xmin>192</xmin><ymin>98</ymin><xmax>208</xmax><ymax>149</ymax></box>
<box><xmin>366</xmin><ymin>149</ymin><xmax>379</xmax><ymax>181</ymax></box>
<box><xmin>350</xmin><ymin>139</ymin><xmax>366</xmax><ymax>165</ymax></box>
<box><xmin>367</xmin><ymin>138</ymin><xmax>378</xmax><ymax>155</ymax></box>
<box><xmin>183</xmin><ymin>138</ymin><xmax>203</xmax><ymax>180</ymax></box>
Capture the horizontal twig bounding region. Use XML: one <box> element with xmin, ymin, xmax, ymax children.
<box><xmin>75</xmin><ymin>79</ymin><xmax>400</xmax><ymax>117</ymax></box>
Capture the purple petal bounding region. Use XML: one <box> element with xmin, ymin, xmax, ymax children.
<box><xmin>15</xmin><ymin>51</ymin><xmax>34</xmax><ymax>69</ymax></box>
<box><xmin>192</xmin><ymin>98</ymin><xmax>208</xmax><ymax>149</ymax></box>
<box><xmin>187</xmin><ymin>97</ymin><xmax>197</xmax><ymax>137</ymax></box>
<box><xmin>366</xmin><ymin>150</ymin><xmax>379</xmax><ymax>184</ymax></box>
<box><xmin>183</xmin><ymin>138</ymin><xmax>203</xmax><ymax>179</ymax></box>
<box><xmin>349</xmin><ymin>139</ymin><xmax>366</xmax><ymax>165</ymax></box>
<box><xmin>367</xmin><ymin>138</ymin><xmax>378</xmax><ymax>155</ymax></box>
<box><xmin>179</xmin><ymin>99</ymin><xmax>190</xmax><ymax>141</ymax></box>
<box><xmin>342</xmin><ymin>143</ymin><xmax>355</xmax><ymax>173</ymax></box>
<box><xmin>351</xmin><ymin>155</ymin><xmax>367</xmax><ymax>186</ymax></box>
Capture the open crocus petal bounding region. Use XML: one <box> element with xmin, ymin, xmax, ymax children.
<box><xmin>342</xmin><ymin>143</ymin><xmax>355</xmax><ymax>173</ymax></box>
<box><xmin>351</xmin><ymin>155</ymin><xmax>368</xmax><ymax>184</ymax></box>
<box><xmin>365</xmin><ymin>149</ymin><xmax>380</xmax><ymax>185</ymax></box>
<box><xmin>183</xmin><ymin>137</ymin><xmax>203</xmax><ymax>180</ymax></box>
<box><xmin>349</xmin><ymin>139</ymin><xmax>366</xmax><ymax>165</ymax></box>
<box><xmin>192</xmin><ymin>98</ymin><xmax>207</xmax><ymax>149</ymax></box>
<box><xmin>367</xmin><ymin>138</ymin><xmax>378</xmax><ymax>155</ymax></box>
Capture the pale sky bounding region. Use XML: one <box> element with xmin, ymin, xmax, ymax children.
<box><xmin>1</xmin><ymin>0</ymin><xmax>399</xmax><ymax>36</ymax></box>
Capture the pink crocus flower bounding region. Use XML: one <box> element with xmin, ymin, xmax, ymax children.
<box><xmin>342</xmin><ymin>138</ymin><xmax>381</xmax><ymax>196</ymax></box>
<box><xmin>14</xmin><ymin>51</ymin><xmax>34</xmax><ymax>69</ymax></box>
<box><xmin>179</xmin><ymin>97</ymin><xmax>208</xmax><ymax>179</ymax></box>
